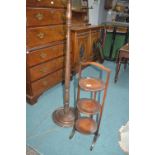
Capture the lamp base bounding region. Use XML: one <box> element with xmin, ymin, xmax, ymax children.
<box><xmin>52</xmin><ymin>107</ymin><xmax>75</xmax><ymax>127</ymax></box>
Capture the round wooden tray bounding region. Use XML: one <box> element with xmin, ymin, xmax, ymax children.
<box><xmin>79</xmin><ymin>77</ymin><xmax>105</xmax><ymax>92</ymax></box>
<box><xmin>75</xmin><ymin>118</ymin><xmax>97</xmax><ymax>134</ymax></box>
<box><xmin>77</xmin><ymin>99</ymin><xmax>101</xmax><ymax>115</ymax></box>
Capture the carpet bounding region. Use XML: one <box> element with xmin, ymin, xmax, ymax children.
<box><xmin>26</xmin><ymin>145</ymin><xmax>41</xmax><ymax>155</ymax></box>
<box><xmin>26</xmin><ymin>61</ymin><xmax>129</xmax><ymax>155</ymax></box>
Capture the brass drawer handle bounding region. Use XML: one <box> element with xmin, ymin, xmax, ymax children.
<box><xmin>37</xmin><ymin>32</ymin><xmax>45</xmax><ymax>39</ymax></box>
<box><xmin>42</xmin><ymin>80</ymin><xmax>48</xmax><ymax>86</ymax></box>
<box><xmin>40</xmin><ymin>52</ymin><xmax>47</xmax><ymax>59</ymax></box>
<box><xmin>39</xmin><ymin>67</ymin><xmax>48</xmax><ymax>74</ymax></box>
<box><xmin>51</xmin><ymin>1</ymin><xmax>54</xmax><ymax>5</ymax></box>
<box><xmin>35</xmin><ymin>13</ymin><xmax>44</xmax><ymax>21</ymax></box>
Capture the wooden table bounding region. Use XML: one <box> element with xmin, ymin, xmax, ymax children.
<box><xmin>114</xmin><ymin>43</ymin><xmax>129</xmax><ymax>83</ymax></box>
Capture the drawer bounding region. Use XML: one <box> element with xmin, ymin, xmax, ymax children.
<box><xmin>27</xmin><ymin>0</ymin><xmax>67</xmax><ymax>8</ymax></box>
<box><xmin>27</xmin><ymin>8</ymin><xmax>66</xmax><ymax>27</ymax></box>
<box><xmin>32</xmin><ymin>69</ymin><xmax>64</xmax><ymax>96</ymax></box>
<box><xmin>27</xmin><ymin>25</ymin><xmax>66</xmax><ymax>48</ymax></box>
<box><xmin>27</xmin><ymin>42</ymin><xmax>65</xmax><ymax>67</ymax></box>
<box><xmin>30</xmin><ymin>56</ymin><xmax>65</xmax><ymax>81</ymax></box>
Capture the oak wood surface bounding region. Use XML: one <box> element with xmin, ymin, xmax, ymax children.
<box><xmin>27</xmin><ymin>42</ymin><xmax>65</xmax><ymax>67</ymax></box>
<box><xmin>75</xmin><ymin>118</ymin><xmax>97</xmax><ymax>134</ymax></box>
<box><xmin>31</xmin><ymin>69</ymin><xmax>64</xmax><ymax>96</ymax></box>
<box><xmin>27</xmin><ymin>25</ymin><xmax>66</xmax><ymax>48</ymax></box>
<box><xmin>79</xmin><ymin>77</ymin><xmax>105</xmax><ymax>92</ymax></box>
<box><xmin>27</xmin><ymin>0</ymin><xmax>67</xmax><ymax>8</ymax></box>
<box><xmin>71</xmin><ymin>26</ymin><xmax>105</xmax><ymax>72</ymax></box>
<box><xmin>26</xmin><ymin>0</ymin><xmax>89</xmax><ymax>104</ymax></box>
<box><xmin>74</xmin><ymin>32</ymin><xmax>90</xmax><ymax>65</ymax></box>
<box><xmin>90</xmin><ymin>30</ymin><xmax>100</xmax><ymax>59</ymax></box>
<box><xmin>30</xmin><ymin>56</ymin><xmax>65</xmax><ymax>81</ymax></box>
<box><xmin>27</xmin><ymin>8</ymin><xmax>66</xmax><ymax>26</ymax></box>
<box><xmin>77</xmin><ymin>99</ymin><xmax>101</xmax><ymax>115</ymax></box>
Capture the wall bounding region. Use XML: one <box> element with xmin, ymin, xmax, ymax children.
<box><xmin>88</xmin><ymin>0</ymin><xmax>107</xmax><ymax>25</ymax></box>
<box><xmin>98</xmin><ymin>0</ymin><xmax>108</xmax><ymax>24</ymax></box>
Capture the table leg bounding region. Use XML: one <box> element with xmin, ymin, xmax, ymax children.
<box><xmin>124</xmin><ymin>59</ymin><xmax>128</xmax><ymax>70</ymax></box>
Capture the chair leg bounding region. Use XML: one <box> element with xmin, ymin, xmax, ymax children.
<box><xmin>90</xmin><ymin>133</ymin><xmax>100</xmax><ymax>151</ymax></box>
<box><xmin>124</xmin><ymin>59</ymin><xmax>128</xmax><ymax>70</ymax></box>
<box><xmin>124</xmin><ymin>63</ymin><xmax>127</xmax><ymax>70</ymax></box>
<box><xmin>114</xmin><ymin>61</ymin><xmax>121</xmax><ymax>83</ymax></box>
<box><xmin>90</xmin><ymin>115</ymin><xmax>93</xmax><ymax>119</ymax></box>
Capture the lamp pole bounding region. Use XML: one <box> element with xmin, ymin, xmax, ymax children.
<box><xmin>52</xmin><ymin>0</ymin><xmax>75</xmax><ymax>127</ymax></box>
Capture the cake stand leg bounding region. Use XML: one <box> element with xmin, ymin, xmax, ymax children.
<box><xmin>69</xmin><ymin>128</ymin><xmax>76</xmax><ymax>139</ymax></box>
<box><xmin>90</xmin><ymin>133</ymin><xmax>100</xmax><ymax>151</ymax></box>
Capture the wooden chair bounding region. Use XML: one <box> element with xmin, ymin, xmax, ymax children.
<box><xmin>114</xmin><ymin>43</ymin><xmax>129</xmax><ymax>83</ymax></box>
<box><xmin>95</xmin><ymin>28</ymin><xmax>107</xmax><ymax>63</ymax></box>
<box><xmin>69</xmin><ymin>61</ymin><xmax>111</xmax><ymax>151</ymax></box>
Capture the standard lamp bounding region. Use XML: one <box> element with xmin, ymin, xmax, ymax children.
<box><xmin>52</xmin><ymin>0</ymin><xmax>75</xmax><ymax>127</ymax></box>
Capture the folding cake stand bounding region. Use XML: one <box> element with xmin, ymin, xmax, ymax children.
<box><xmin>69</xmin><ymin>61</ymin><xmax>111</xmax><ymax>150</ymax></box>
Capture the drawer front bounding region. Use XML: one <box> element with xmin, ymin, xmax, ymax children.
<box><xmin>27</xmin><ymin>8</ymin><xmax>66</xmax><ymax>26</ymax></box>
<box><xmin>30</xmin><ymin>56</ymin><xmax>64</xmax><ymax>81</ymax></box>
<box><xmin>27</xmin><ymin>43</ymin><xmax>65</xmax><ymax>67</ymax></box>
<box><xmin>27</xmin><ymin>25</ymin><xmax>66</xmax><ymax>48</ymax></box>
<box><xmin>32</xmin><ymin>69</ymin><xmax>64</xmax><ymax>96</ymax></box>
<box><xmin>27</xmin><ymin>0</ymin><xmax>67</xmax><ymax>8</ymax></box>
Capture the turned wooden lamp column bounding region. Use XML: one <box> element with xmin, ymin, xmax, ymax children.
<box><xmin>52</xmin><ymin>0</ymin><xmax>75</xmax><ymax>127</ymax></box>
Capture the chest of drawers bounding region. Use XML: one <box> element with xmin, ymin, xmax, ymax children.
<box><xmin>26</xmin><ymin>0</ymin><xmax>67</xmax><ymax>104</ymax></box>
<box><xmin>26</xmin><ymin>0</ymin><xmax>90</xmax><ymax>104</ymax></box>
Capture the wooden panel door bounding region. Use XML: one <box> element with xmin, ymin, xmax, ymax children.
<box><xmin>90</xmin><ymin>30</ymin><xmax>100</xmax><ymax>60</ymax></box>
<box><xmin>74</xmin><ymin>32</ymin><xmax>90</xmax><ymax>67</ymax></box>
